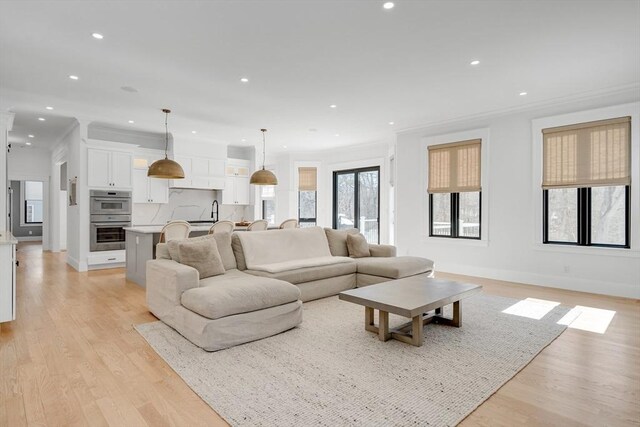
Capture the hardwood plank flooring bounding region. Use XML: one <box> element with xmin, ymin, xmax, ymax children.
<box><xmin>1</xmin><ymin>243</ymin><xmax>638</xmax><ymax>426</ymax></box>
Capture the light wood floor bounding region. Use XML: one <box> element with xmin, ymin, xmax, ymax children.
<box><xmin>1</xmin><ymin>243</ymin><xmax>638</xmax><ymax>426</ymax></box>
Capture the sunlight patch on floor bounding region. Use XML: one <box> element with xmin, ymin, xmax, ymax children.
<box><xmin>502</xmin><ymin>298</ymin><xmax>561</xmax><ymax>320</ymax></box>
<box><xmin>557</xmin><ymin>306</ymin><xmax>616</xmax><ymax>334</ymax></box>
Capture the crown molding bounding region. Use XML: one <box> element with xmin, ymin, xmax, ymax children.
<box><xmin>396</xmin><ymin>82</ymin><xmax>640</xmax><ymax>135</ymax></box>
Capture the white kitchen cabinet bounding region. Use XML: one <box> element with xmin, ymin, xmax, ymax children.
<box><xmin>132</xmin><ymin>153</ymin><xmax>169</xmax><ymax>204</ymax></box>
<box><xmin>0</xmin><ymin>234</ymin><xmax>17</xmax><ymax>323</ymax></box>
<box><xmin>87</xmin><ymin>148</ymin><xmax>133</xmax><ymax>189</ymax></box>
<box><xmin>222</xmin><ymin>158</ymin><xmax>251</xmax><ymax>205</ymax></box>
<box><xmin>222</xmin><ymin>175</ymin><xmax>250</xmax><ymax>205</ymax></box>
<box><xmin>170</xmin><ymin>155</ymin><xmax>225</xmax><ymax>189</ymax></box>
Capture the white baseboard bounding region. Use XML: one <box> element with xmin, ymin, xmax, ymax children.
<box><xmin>435</xmin><ymin>262</ymin><xmax>639</xmax><ymax>300</ymax></box>
<box><xmin>15</xmin><ymin>236</ymin><xmax>43</xmax><ymax>242</ymax></box>
<box><xmin>66</xmin><ymin>255</ymin><xmax>88</xmax><ymax>272</ymax></box>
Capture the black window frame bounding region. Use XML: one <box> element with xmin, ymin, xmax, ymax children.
<box><xmin>298</xmin><ymin>190</ymin><xmax>317</xmax><ymax>226</ymax></box>
<box><xmin>543</xmin><ymin>186</ymin><xmax>630</xmax><ymax>248</ymax></box>
<box><xmin>332</xmin><ymin>166</ymin><xmax>380</xmax><ymax>244</ymax></box>
<box><xmin>428</xmin><ymin>192</ymin><xmax>482</xmax><ymax>240</ymax></box>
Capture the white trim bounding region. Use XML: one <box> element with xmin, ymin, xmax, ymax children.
<box><xmin>15</xmin><ymin>236</ymin><xmax>43</xmax><ymax>242</ymax></box>
<box><xmin>436</xmin><ymin>262</ymin><xmax>639</xmax><ymax>299</ymax></box>
<box><xmin>421</xmin><ymin>128</ymin><xmax>490</xmax><ymax>246</ymax></box>
<box><xmin>531</xmin><ymin>102</ymin><xmax>640</xmax><ymax>257</ymax></box>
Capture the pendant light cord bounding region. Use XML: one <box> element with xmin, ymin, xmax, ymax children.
<box><xmin>261</xmin><ymin>129</ymin><xmax>267</xmax><ymax>170</ymax></box>
<box><xmin>164</xmin><ymin>110</ymin><xmax>169</xmax><ymax>159</ymax></box>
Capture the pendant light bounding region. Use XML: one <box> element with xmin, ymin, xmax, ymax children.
<box><xmin>148</xmin><ymin>108</ymin><xmax>185</xmax><ymax>179</ymax></box>
<box><xmin>250</xmin><ymin>128</ymin><xmax>278</xmax><ymax>185</ymax></box>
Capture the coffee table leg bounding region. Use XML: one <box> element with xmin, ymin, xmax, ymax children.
<box><xmin>378</xmin><ymin>310</ymin><xmax>391</xmax><ymax>341</ymax></box>
<box><xmin>365</xmin><ymin>306</ymin><xmax>377</xmax><ymax>333</ymax></box>
<box><xmin>411</xmin><ymin>315</ymin><xmax>424</xmax><ymax>346</ymax></box>
<box><xmin>452</xmin><ymin>301</ymin><xmax>461</xmax><ymax>327</ymax></box>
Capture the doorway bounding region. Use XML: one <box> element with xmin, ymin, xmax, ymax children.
<box><xmin>9</xmin><ymin>180</ymin><xmax>44</xmax><ymax>242</ymax></box>
<box><xmin>332</xmin><ymin>166</ymin><xmax>380</xmax><ymax>243</ymax></box>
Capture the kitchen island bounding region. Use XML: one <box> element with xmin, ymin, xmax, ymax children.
<box><xmin>124</xmin><ymin>223</ymin><xmax>264</xmax><ymax>286</ymax></box>
<box><xmin>124</xmin><ymin>224</ymin><xmax>213</xmax><ymax>286</ymax></box>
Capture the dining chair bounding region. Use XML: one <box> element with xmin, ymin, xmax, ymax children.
<box><xmin>208</xmin><ymin>220</ymin><xmax>235</xmax><ymax>234</ymax></box>
<box><xmin>247</xmin><ymin>219</ymin><xmax>268</xmax><ymax>231</ymax></box>
<box><xmin>159</xmin><ymin>220</ymin><xmax>191</xmax><ymax>243</ymax></box>
<box><xmin>279</xmin><ymin>219</ymin><xmax>299</xmax><ymax>229</ymax></box>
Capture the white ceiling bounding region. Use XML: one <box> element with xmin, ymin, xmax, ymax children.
<box><xmin>1</xmin><ymin>0</ymin><xmax>638</xmax><ymax>152</ymax></box>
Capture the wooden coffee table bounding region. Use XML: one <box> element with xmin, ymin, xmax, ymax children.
<box><xmin>339</xmin><ymin>276</ymin><xmax>482</xmax><ymax>347</ymax></box>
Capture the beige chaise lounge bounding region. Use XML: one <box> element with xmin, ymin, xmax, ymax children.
<box><xmin>146</xmin><ymin>227</ymin><xmax>434</xmax><ymax>351</ymax></box>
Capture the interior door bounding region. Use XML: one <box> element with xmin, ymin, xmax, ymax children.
<box><xmin>333</xmin><ymin>167</ymin><xmax>380</xmax><ymax>243</ymax></box>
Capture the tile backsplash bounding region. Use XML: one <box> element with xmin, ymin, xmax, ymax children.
<box><xmin>132</xmin><ymin>188</ymin><xmax>252</xmax><ymax>225</ymax></box>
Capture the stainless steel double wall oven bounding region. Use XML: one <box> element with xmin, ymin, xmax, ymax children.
<box><xmin>90</xmin><ymin>190</ymin><xmax>131</xmax><ymax>252</ymax></box>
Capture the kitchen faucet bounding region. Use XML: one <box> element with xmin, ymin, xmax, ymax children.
<box><xmin>211</xmin><ymin>200</ymin><xmax>219</xmax><ymax>223</ymax></box>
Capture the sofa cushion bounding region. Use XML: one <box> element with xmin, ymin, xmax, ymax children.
<box><xmin>231</xmin><ymin>233</ymin><xmax>247</xmax><ymax>270</ymax></box>
<box><xmin>249</xmin><ymin>256</ymin><xmax>353</xmax><ymax>273</ymax></box>
<box><xmin>324</xmin><ymin>228</ymin><xmax>359</xmax><ymax>257</ymax></box>
<box><xmin>181</xmin><ymin>272</ymin><xmax>300</xmax><ymax>320</ymax></box>
<box><xmin>347</xmin><ymin>233</ymin><xmax>371</xmax><ymax>258</ymax></box>
<box><xmin>165</xmin><ymin>232</ymin><xmax>237</xmax><ymax>270</ymax></box>
<box><xmin>177</xmin><ymin>237</ymin><xmax>226</xmax><ymax>279</ymax></box>
<box><xmin>355</xmin><ymin>256</ymin><xmax>434</xmax><ymax>279</ymax></box>
<box><xmin>245</xmin><ymin>258</ymin><xmax>356</xmax><ymax>284</ymax></box>
<box><xmin>237</xmin><ymin>226</ymin><xmax>332</xmax><ymax>268</ymax></box>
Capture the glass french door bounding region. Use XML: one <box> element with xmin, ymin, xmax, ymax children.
<box><xmin>333</xmin><ymin>166</ymin><xmax>380</xmax><ymax>243</ymax></box>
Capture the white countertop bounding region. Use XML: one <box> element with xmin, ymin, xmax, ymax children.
<box><xmin>124</xmin><ymin>224</ymin><xmax>269</xmax><ymax>234</ymax></box>
<box><xmin>0</xmin><ymin>231</ymin><xmax>18</xmax><ymax>245</ymax></box>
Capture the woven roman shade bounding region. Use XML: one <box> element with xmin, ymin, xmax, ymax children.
<box><xmin>542</xmin><ymin>117</ymin><xmax>631</xmax><ymax>189</ymax></box>
<box><xmin>298</xmin><ymin>167</ymin><xmax>317</xmax><ymax>191</ymax></box>
<box><xmin>428</xmin><ymin>139</ymin><xmax>481</xmax><ymax>193</ymax></box>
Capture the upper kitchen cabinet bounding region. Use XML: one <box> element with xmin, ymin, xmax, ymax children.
<box><xmin>170</xmin><ymin>139</ymin><xmax>227</xmax><ymax>190</ymax></box>
<box><xmin>87</xmin><ymin>143</ymin><xmax>134</xmax><ymax>189</ymax></box>
<box><xmin>222</xmin><ymin>158</ymin><xmax>251</xmax><ymax>205</ymax></box>
<box><xmin>132</xmin><ymin>150</ymin><xmax>169</xmax><ymax>204</ymax></box>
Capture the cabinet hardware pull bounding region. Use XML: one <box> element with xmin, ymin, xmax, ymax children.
<box><xmin>107</xmin><ymin>258</ymin><xmax>116</xmax><ymax>261</ymax></box>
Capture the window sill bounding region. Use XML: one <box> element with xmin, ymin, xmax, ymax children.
<box><xmin>421</xmin><ymin>236</ymin><xmax>489</xmax><ymax>247</ymax></box>
<box><xmin>532</xmin><ymin>243</ymin><xmax>640</xmax><ymax>258</ymax></box>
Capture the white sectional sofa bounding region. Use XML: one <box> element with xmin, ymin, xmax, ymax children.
<box><xmin>146</xmin><ymin>227</ymin><xmax>434</xmax><ymax>351</ymax></box>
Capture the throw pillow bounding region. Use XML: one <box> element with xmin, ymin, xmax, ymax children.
<box><xmin>346</xmin><ymin>233</ymin><xmax>371</xmax><ymax>258</ymax></box>
<box><xmin>177</xmin><ymin>237</ymin><xmax>226</xmax><ymax>279</ymax></box>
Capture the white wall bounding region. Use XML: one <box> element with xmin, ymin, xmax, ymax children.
<box><xmin>272</xmin><ymin>141</ymin><xmax>394</xmax><ymax>243</ymax></box>
<box><xmin>395</xmin><ymin>93</ymin><xmax>640</xmax><ymax>298</ymax></box>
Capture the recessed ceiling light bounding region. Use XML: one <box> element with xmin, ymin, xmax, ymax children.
<box><xmin>69</xmin><ymin>75</ymin><xmax>79</xmax><ymax>80</ymax></box>
<box><xmin>28</xmin><ymin>134</ymin><xmax>34</xmax><ymax>138</ymax></box>
<box><xmin>388</xmin><ymin>121</ymin><xmax>395</xmax><ymax>125</ymax></box>
<box><xmin>241</xmin><ymin>138</ymin><xmax>247</xmax><ymax>142</ymax></box>
<box><xmin>191</xmin><ymin>130</ymin><xmax>197</xmax><ymax>134</ymax></box>
<box><xmin>128</xmin><ymin>120</ymin><xmax>135</xmax><ymax>124</ymax></box>
<box><xmin>45</xmin><ymin>106</ymin><xmax>53</xmax><ymax>110</ymax></box>
<box><xmin>38</xmin><ymin>117</ymin><xmax>45</xmax><ymax>121</ymax></box>
<box><xmin>470</xmin><ymin>60</ymin><xmax>480</xmax><ymax>65</ymax></box>
<box><xmin>25</xmin><ymin>142</ymin><xmax>32</xmax><ymax>146</ymax></box>
<box><xmin>519</xmin><ymin>91</ymin><xmax>528</xmax><ymax>96</ymax></box>
<box><xmin>282</xmin><ymin>145</ymin><xmax>288</xmax><ymax>149</ymax></box>
<box><xmin>92</xmin><ymin>33</ymin><xmax>104</xmax><ymax>40</ymax></box>
<box><xmin>240</xmin><ymin>77</ymin><xmax>249</xmax><ymax>83</ymax></box>
<box><xmin>383</xmin><ymin>2</ymin><xmax>395</xmax><ymax>9</ymax></box>
<box><xmin>329</xmin><ymin>104</ymin><xmax>337</xmax><ymax>108</ymax></box>
<box><xmin>334</xmin><ymin>133</ymin><xmax>340</xmax><ymax>137</ymax></box>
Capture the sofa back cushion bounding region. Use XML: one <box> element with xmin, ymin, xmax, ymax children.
<box><xmin>237</xmin><ymin>226</ymin><xmax>332</xmax><ymax>269</ymax></box>
<box><xmin>163</xmin><ymin>232</ymin><xmax>237</xmax><ymax>270</ymax></box>
<box><xmin>324</xmin><ymin>227</ymin><xmax>360</xmax><ymax>256</ymax></box>
<box><xmin>231</xmin><ymin>233</ymin><xmax>247</xmax><ymax>270</ymax></box>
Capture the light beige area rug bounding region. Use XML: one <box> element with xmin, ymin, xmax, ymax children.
<box><xmin>135</xmin><ymin>294</ymin><xmax>568</xmax><ymax>426</ymax></box>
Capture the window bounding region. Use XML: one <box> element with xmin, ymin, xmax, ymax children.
<box><xmin>23</xmin><ymin>181</ymin><xmax>43</xmax><ymax>224</ymax></box>
<box><xmin>542</xmin><ymin>117</ymin><xmax>630</xmax><ymax>248</ymax></box>
<box><xmin>428</xmin><ymin>139</ymin><xmax>481</xmax><ymax>239</ymax></box>
<box><xmin>260</xmin><ymin>184</ymin><xmax>276</xmax><ymax>225</ymax></box>
<box><xmin>298</xmin><ymin>167</ymin><xmax>317</xmax><ymax>227</ymax></box>
<box><xmin>333</xmin><ymin>167</ymin><xmax>380</xmax><ymax>243</ymax></box>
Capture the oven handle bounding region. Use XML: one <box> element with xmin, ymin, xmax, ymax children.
<box><xmin>91</xmin><ymin>222</ymin><xmax>131</xmax><ymax>227</ymax></box>
<box><xmin>92</xmin><ymin>198</ymin><xmax>130</xmax><ymax>203</ymax></box>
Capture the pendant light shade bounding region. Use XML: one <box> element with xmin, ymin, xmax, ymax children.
<box><xmin>148</xmin><ymin>109</ymin><xmax>185</xmax><ymax>179</ymax></box>
<box><xmin>250</xmin><ymin>129</ymin><xmax>278</xmax><ymax>185</ymax></box>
